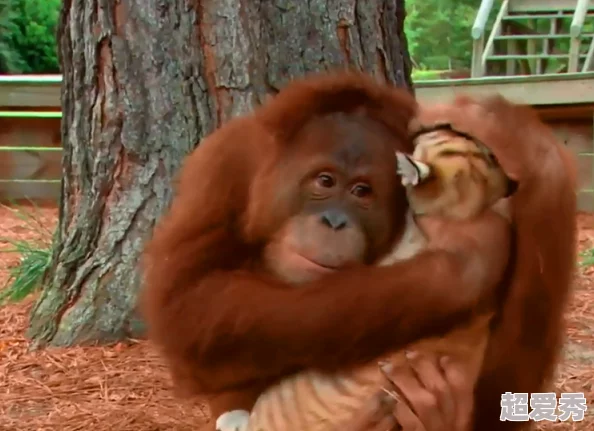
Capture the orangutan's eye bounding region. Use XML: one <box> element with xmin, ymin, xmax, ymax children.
<box><xmin>351</xmin><ymin>183</ymin><xmax>372</xmax><ymax>198</ymax></box>
<box><xmin>316</xmin><ymin>173</ymin><xmax>335</xmax><ymax>188</ymax></box>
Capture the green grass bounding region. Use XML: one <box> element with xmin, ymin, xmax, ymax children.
<box><xmin>579</xmin><ymin>248</ymin><xmax>594</xmax><ymax>268</ymax></box>
<box><xmin>411</xmin><ymin>69</ymin><xmax>445</xmax><ymax>81</ymax></box>
<box><xmin>0</xmin><ymin>202</ymin><xmax>54</xmax><ymax>303</ymax></box>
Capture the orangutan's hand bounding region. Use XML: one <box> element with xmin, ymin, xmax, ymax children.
<box><xmin>347</xmin><ymin>352</ymin><xmax>475</xmax><ymax>431</ymax></box>
<box><xmin>390</xmin><ymin>351</ymin><xmax>475</xmax><ymax>431</ymax></box>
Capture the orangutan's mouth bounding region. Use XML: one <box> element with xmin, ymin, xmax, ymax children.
<box><xmin>291</xmin><ymin>250</ymin><xmax>339</xmax><ymax>272</ymax></box>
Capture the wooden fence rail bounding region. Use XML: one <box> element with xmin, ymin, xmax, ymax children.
<box><xmin>0</xmin><ymin>75</ymin><xmax>62</xmax><ymax>202</ymax></box>
<box><xmin>1</xmin><ymin>74</ymin><xmax>593</xmax><ymax>210</ymax></box>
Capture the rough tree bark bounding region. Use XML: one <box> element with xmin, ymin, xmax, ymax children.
<box><xmin>28</xmin><ymin>0</ymin><xmax>414</xmax><ymax>347</ymax></box>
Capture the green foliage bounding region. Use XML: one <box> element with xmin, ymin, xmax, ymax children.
<box><xmin>406</xmin><ymin>0</ymin><xmax>473</xmax><ymax>71</ymax></box>
<box><xmin>1</xmin><ymin>0</ymin><xmax>60</xmax><ymax>74</ymax></box>
<box><xmin>0</xmin><ymin>203</ymin><xmax>54</xmax><ymax>303</ymax></box>
<box><xmin>411</xmin><ymin>69</ymin><xmax>445</xmax><ymax>81</ymax></box>
<box><xmin>404</xmin><ymin>0</ymin><xmax>594</xmax><ymax>76</ymax></box>
<box><xmin>0</xmin><ymin>0</ymin><xmax>24</xmax><ymax>73</ymax></box>
<box><xmin>405</xmin><ymin>0</ymin><xmax>500</xmax><ymax>72</ymax></box>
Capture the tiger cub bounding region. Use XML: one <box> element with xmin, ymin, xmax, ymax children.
<box><xmin>242</xmin><ymin>114</ymin><xmax>516</xmax><ymax>431</ymax></box>
<box><xmin>378</xmin><ymin>122</ymin><xmax>515</xmax><ymax>264</ymax></box>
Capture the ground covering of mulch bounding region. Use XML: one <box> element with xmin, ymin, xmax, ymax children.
<box><xmin>0</xmin><ymin>204</ymin><xmax>592</xmax><ymax>431</ymax></box>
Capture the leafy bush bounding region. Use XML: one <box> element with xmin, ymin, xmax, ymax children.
<box><xmin>411</xmin><ymin>69</ymin><xmax>444</xmax><ymax>81</ymax></box>
<box><xmin>405</xmin><ymin>0</ymin><xmax>502</xmax><ymax>72</ymax></box>
<box><xmin>0</xmin><ymin>204</ymin><xmax>54</xmax><ymax>303</ymax></box>
<box><xmin>1</xmin><ymin>0</ymin><xmax>60</xmax><ymax>74</ymax></box>
<box><xmin>0</xmin><ymin>0</ymin><xmax>24</xmax><ymax>72</ymax></box>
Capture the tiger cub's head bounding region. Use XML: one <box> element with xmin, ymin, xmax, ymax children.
<box><xmin>396</xmin><ymin>124</ymin><xmax>517</xmax><ymax>220</ymax></box>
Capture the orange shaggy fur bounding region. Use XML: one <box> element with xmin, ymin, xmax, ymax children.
<box><xmin>140</xmin><ymin>73</ymin><xmax>577</xmax><ymax>431</ymax></box>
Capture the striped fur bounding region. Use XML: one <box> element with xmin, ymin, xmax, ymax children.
<box><xmin>246</xmin><ymin>315</ymin><xmax>492</xmax><ymax>431</ymax></box>
<box><xmin>399</xmin><ymin>127</ymin><xmax>512</xmax><ymax>221</ymax></box>
<box><xmin>242</xmin><ymin>127</ymin><xmax>512</xmax><ymax>431</ymax></box>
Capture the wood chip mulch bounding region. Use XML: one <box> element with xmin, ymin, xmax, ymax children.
<box><xmin>0</xmin><ymin>205</ymin><xmax>592</xmax><ymax>430</ymax></box>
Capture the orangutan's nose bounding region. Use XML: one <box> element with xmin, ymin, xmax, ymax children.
<box><xmin>320</xmin><ymin>210</ymin><xmax>348</xmax><ymax>230</ymax></box>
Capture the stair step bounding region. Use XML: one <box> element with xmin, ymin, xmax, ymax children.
<box><xmin>503</xmin><ymin>11</ymin><xmax>594</xmax><ymax>19</ymax></box>
<box><xmin>495</xmin><ymin>33</ymin><xmax>594</xmax><ymax>40</ymax></box>
<box><xmin>503</xmin><ymin>14</ymin><xmax>573</xmax><ymax>20</ymax></box>
<box><xmin>486</xmin><ymin>53</ymin><xmax>589</xmax><ymax>60</ymax></box>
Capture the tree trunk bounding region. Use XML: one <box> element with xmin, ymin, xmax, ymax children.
<box><xmin>28</xmin><ymin>0</ymin><xmax>413</xmax><ymax>347</ymax></box>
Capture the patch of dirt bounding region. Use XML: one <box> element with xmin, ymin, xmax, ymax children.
<box><xmin>0</xmin><ymin>205</ymin><xmax>592</xmax><ymax>430</ymax></box>
<box><xmin>539</xmin><ymin>212</ymin><xmax>594</xmax><ymax>430</ymax></box>
<box><xmin>0</xmin><ymin>296</ymin><xmax>209</xmax><ymax>431</ymax></box>
<box><xmin>0</xmin><ymin>204</ymin><xmax>209</xmax><ymax>431</ymax></box>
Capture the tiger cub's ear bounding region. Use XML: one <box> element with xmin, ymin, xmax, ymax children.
<box><xmin>395</xmin><ymin>152</ymin><xmax>431</xmax><ymax>187</ymax></box>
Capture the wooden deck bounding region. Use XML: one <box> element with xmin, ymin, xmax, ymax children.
<box><xmin>0</xmin><ymin>73</ymin><xmax>593</xmax><ymax>209</ymax></box>
<box><xmin>4</xmin><ymin>73</ymin><xmax>593</xmax><ymax>109</ymax></box>
<box><xmin>415</xmin><ymin>72</ymin><xmax>594</xmax><ymax>105</ymax></box>
<box><xmin>0</xmin><ymin>75</ymin><xmax>61</xmax><ymax>108</ymax></box>
<box><xmin>416</xmin><ymin>73</ymin><xmax>594</xmax><ymax>210</ymax></box>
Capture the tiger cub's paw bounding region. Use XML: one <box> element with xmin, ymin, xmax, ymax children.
<box><xmin>215</xmin><ymin>410</ymin><xmax>250</xmax><ymax>431</ymax></box>
<box><xmin>395</xmin><ymin>152</ymin><xmax>422</xmax><ymax>187</ymax></box>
